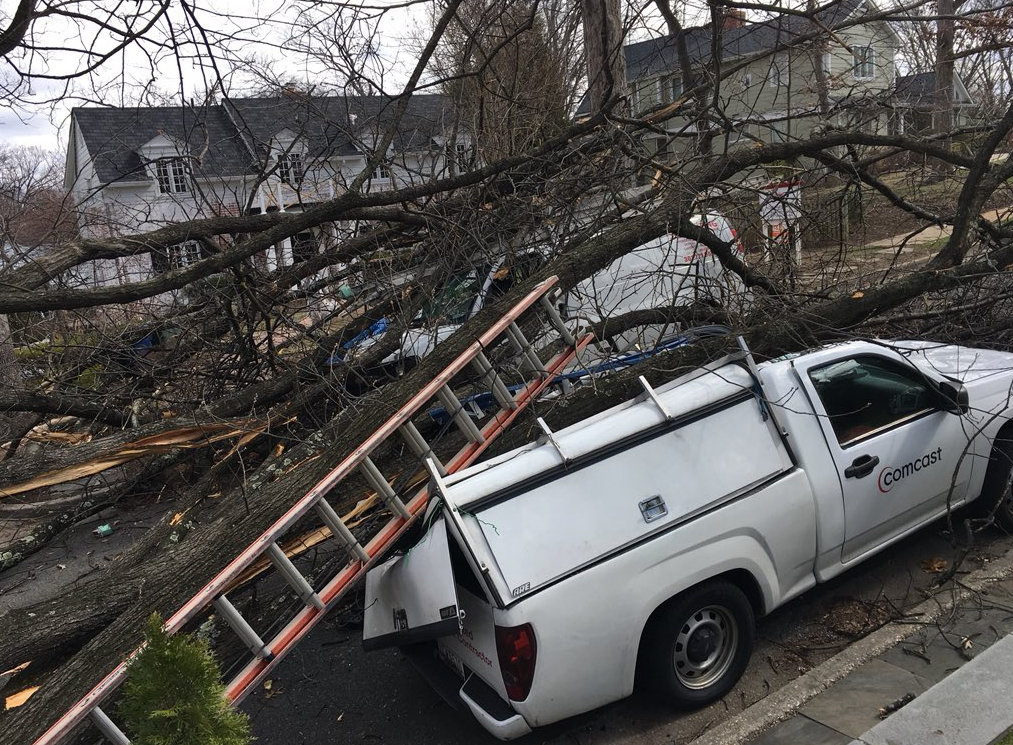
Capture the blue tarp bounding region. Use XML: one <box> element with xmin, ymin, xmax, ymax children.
<box><xmin>325</xmin><ymin>317</ymin><xmax>390</xmax><ymax>365</ymax></box>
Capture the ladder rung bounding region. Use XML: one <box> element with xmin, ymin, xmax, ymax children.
<box><xmin>399</xmin><ymin>421</ymin><xmax>448</xmax><ymax>476</ymax></box>
<box><xmin>507</xmin><ymin>321</ymin><xmax>549</xmax><ymax>377</ymax></box>
<box><xmin>358</xmin><ymin>456</ymin><xmax>411</xmax><ymax>519</ymax></box>
<box><xmin>314</xmin><ymin>498</ymin><xmax>370</xmax><ymax>563</ymax></box>
<box><xmin>267</xmin><ymin>543</ymin><xmax>325</xmax><ymax>611</ymax></box>
<box><xmin>90</xmin><ymin>707</ymin><xmax>130</xmax><ymax>745</ymax></box>
<box><xmin>472</xmin><ymin>351</ymin><xmax>517</xmax><ymax>410</ymax></box>
<box><xmin>539</xmin><ymin>294</ymin><xmax>577</xmax><ymax>347</ymax></box>
<box><xmin>436</xmin><ymin>384</ymin><xmax>486</xmax><ymax>444</ymax></box>
<box><xmin>214</xmin><ymin>595</ymin><xmax>273</xmax><ymax>659</ymax></box>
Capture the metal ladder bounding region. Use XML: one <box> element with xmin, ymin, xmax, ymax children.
<box><xmin>34</xmin><ymin>276</ymin><xmax>592</xmax><ymax>745</ymax></box>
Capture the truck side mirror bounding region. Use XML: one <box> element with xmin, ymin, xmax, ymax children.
<box><xmin>938</xmin><ymin>380</ymin><xmax>969</xmax><ymax>414</ymax></box>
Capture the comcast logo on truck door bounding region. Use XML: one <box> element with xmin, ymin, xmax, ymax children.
<box><xmin>878</xmin><ymin>447</ymin><xmax>943</xmax><ymax>493</ymax></box>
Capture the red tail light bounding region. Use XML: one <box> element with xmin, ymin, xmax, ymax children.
<box><xmin>495</xmin><ymin>623</ymin><xmax>537</xmax><ymax>701</ymax></box>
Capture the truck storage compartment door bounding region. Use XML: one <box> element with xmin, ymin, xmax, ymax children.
<box><xmin>363</xmin><ymin>519</ymin><xmax>461</xmax><ymax>650</ymax></box>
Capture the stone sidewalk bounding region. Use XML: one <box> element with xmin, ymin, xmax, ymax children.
<box><xmin>748</xmin><ymin>580</ymin><xmax>1013</xmax><ymax>745</ymax></box>
<box><xmin>690</xmin><ymin>550</ymin><xmax>1013</xmax><ymax>745</ymax></box>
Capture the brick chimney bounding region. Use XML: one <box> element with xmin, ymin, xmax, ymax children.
<box><xmin>723</xmin><ymin>9</ymin><xmax>747</xmax><ymax>30</ymax></box>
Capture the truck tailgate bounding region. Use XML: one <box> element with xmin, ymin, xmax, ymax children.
<box><xmin>363</xmin><ymin>520</ymin><xmax>462</xmax><ymax>650</ymax></box>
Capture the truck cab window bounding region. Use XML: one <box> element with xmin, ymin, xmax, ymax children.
<box><xmin>809</xmin><ymin>356</ymin><xmax>936</xmax><ymax>446</ymax></box>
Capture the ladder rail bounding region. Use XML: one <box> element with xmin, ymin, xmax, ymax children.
<box><xmin>32</xmin><ymin>275</ymin><xmax>585</xmax><ymax>745</ymax></box>
<box><xmin>222</xmin><ymin>333</ymin><xmax>591</xmax><ymax>703</ymax></box>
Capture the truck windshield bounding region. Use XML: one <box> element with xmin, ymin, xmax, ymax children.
<box><xmin>416</xmin><ymin>267</ymin><xmax>487</xmax><ymax>325</ymax></box>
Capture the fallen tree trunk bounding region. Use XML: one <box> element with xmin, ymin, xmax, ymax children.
<box><xmin>3</xmin><ymin>192</ymin><xmax>1013</xmax><ymax>742</ymax></box>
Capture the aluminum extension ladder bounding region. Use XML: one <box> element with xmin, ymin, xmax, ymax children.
<box><xmin>34</xmin><ymin>276</ymin><xmax>592</xmax><ymax>745</ymax></box>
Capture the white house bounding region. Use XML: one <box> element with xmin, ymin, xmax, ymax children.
<box><xmin>63</xmin><ymin>93</ymin><xmax>470</xmax><ymax>288</ymax></box>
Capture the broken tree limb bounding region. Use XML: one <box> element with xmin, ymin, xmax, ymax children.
<box><xmin>0</xmin><ymin>390</ymin><xmax>128</xmax><ymax>429</ymax></box>
<box><xmin>0</xmin><ymin>419</ymin><xmax>255</xmax><ymax>497</ymax></box>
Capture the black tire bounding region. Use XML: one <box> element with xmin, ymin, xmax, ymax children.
<box><xmin>639</xmin><ymin>580</ymin><xmax>754</xmax><ymax>709</ymax></box>
<box><xmin>969</xmin><ymin>437</ymin><xmax>1013</xmax><ymax>533</ymax></box>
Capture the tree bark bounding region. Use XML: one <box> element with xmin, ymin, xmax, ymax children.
<box><xmin>0</xmin><ymin>389</ymin><xmax>128</xmax><ymax>428</ymax></box>
<box><xmin>0</xmin><ymin>314</ymin><xmax>18</xmax><ymax>447</ymax></box>
<box><xmin>580</xmin><ymin>0</ymin><xmax>628</xmax><ymax>115</ymax></box>
<box><xmin>934</xmin><ymin>0</ymin><xmax>956</xmax><ymax>137</ymax></box>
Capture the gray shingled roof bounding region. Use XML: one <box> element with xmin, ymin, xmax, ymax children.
<box><xmin>893</xmin><ymin>72</ymin><xmax>973</xmax><ymax>106</ymax></box>
<box><xmin>576</xmin><ymin>0</ymin><xmax>864</xmax><ymax>116</ymax></box>
<box><xmin>73</xmin><ymin>105</ymin><xmax>252</xmax><ymax>186</ymax></box>
<box><xmin>74</xmin><ymin>94</ymin><xmax>454</xmax><ymax>186</ymax></box>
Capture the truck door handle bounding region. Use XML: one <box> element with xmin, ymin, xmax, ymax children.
<box><xmin>844</xmin><ymin>454</ymin><xmax>880</xmax><ymax>479</ymax></box>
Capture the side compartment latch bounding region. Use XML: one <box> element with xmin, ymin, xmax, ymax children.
<box><xmin>638</xmin><ymin>495</ymin><xmax>668</xmax><ymax>523</ymax></box>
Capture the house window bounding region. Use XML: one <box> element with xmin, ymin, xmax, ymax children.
<box><xmin>155</xmin><ymin>158</ymin><xmax>189</xmax><ymax>194</ymax></box>
<box><xmin>889</xmin><ymin>110</ymin><xmax>906</xmax><ymax>136</ymax></box>
<box><xmin>822</xmin><ymin>51</ymin><xmax>832</xmax><ymax>75</ymax></box>
<box><xmin>152</xmin><ymin>240</ymin><xmax>203</xmax><ymax>273</ymax></box>
<box><xmin>768</xmin><ymin>116</ymin><xmax>790</xmax><ymax>143</ymax></box>
<box><xmin>853</xmin><ymin>46</ymin><xmax>875</xmax><ymax>79</ymax></box>
<box><xmin>457</xmin><ymin>141</ymin><xmax>472</xmax><ymax>169</ymax></box>
<box><xmin>741</xmin><ymin>73</ymin><xmax>753</xmax><ymax>90</ymax></box>
<box><xmin>278</xmin><ymin>152</ymin><xmax>304</xmax><ymax>186</ymax></box>
<box><xmin>373</xmin><ymin>161</ymin><xmax>391</xmax><ymax>181</ymax></box>
<box><xmin>667</xmin><ymin>75</ymin><xmax>684</xmax><ymax>101</ymax></box>
<box><xmin>769</xmin><ymin>54</ymin><xmax>787</xmax><ymax>88</ymax></box>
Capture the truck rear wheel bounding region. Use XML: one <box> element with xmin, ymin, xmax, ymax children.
<box><xmin>640</xmin><ymin>581</ymin><xmax>754</xmax><ymax>709</ymax></box>
<box><xmin>970</xmin><ymin>437</ymin><xmax>1013</xmax><ymax>533</ymax></box>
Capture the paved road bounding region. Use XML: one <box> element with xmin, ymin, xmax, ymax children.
<box><xmin>242</xmin><ymin>523</ymin><xmax>1013</xmax><ymax>745</ymax></box>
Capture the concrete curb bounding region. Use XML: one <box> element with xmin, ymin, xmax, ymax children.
<box><xmin>689</xmin><ymin>550</ymin><xmax>1013</xmax><ymax>745</ymax></box>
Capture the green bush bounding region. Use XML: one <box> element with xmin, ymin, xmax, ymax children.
<box><xmin>119</xmin><ymin>614</ymin><xmax>252</xmax><ymax>745</ymax></box>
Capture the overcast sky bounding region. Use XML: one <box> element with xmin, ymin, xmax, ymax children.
<box><xmin>1</xmin><ymin>0</ymin><xmax>712</xmax><ymax>154</ymax></box>
<box><xmin>1</xmin><ymin>0</ymin><xmax>423</xmax><ymax>152</ymax></box>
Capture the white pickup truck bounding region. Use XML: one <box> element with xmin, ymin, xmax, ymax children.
<box><xmin>363</xmin><ymin>339</ymin><xmax>1013</xmax><ymax>739</ymax></box>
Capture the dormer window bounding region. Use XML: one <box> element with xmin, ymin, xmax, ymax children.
<box><xmin>278</xmin><ymin>152</ymin><xmax>304</xmax><ymax>186</ymax></box>
<box><xmin>155</xmin><ymin>158</ymin><xmax>189</xmax><ymax>194</ymax></box>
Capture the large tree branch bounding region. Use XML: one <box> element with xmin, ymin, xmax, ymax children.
<box><xmin>0</xmin><ymin>0</ymin><xmax>36</xmax><ymax>57</ymax></box>
<box><xmin>0</xmin><ymin>390</ymin><xmax>128</xmax><ymax>429</ymax></box>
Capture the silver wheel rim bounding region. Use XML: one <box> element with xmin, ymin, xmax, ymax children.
<box><xmin>673</xmin><ymin>605</ymin><xmax>738</xmax><ymax>689</ymax></box>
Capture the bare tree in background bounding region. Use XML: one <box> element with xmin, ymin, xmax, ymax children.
<box><xmin>433</xmin><ymin>0</ymin><xmax>579</xmax><ymax>162</ymax></box>
<box><xmin>0</xmin><ymin>145</ymin><xmax>71</xmax><ymax>450</ymax></box>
